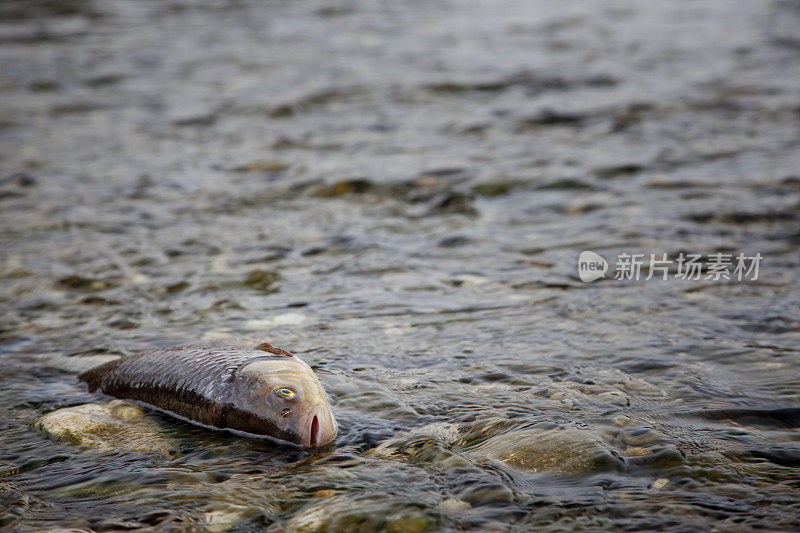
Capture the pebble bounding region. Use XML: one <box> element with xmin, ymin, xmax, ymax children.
<box><xmin>438</xmin><ymin>497</ymin><xmax>471</xmax><ymax>512</ymax></box>
<box><xmin>447</xmin><ymin>274</ymin><xmax>489</xmax><ymax>287</ymax></box>
<box><xmin>287</xmin><ymin>497</ymin><xmax>435</xmax><ymax>533</ymax></box>
<box><xmin>612</xmin><ymin>415</ymin><xmax>632</xmax><ymax>427</ymax></box>
<box><xmin>396</xmin><ymin>378</ymin><xmax>420</xmax><ymax>390</ymax></box>
<box><xmin>383</xmin><ymin>325</ymin><xmax>414</xmax><ymax>337</ymax></box>
<box><xmin>243</xmin><ymin>269</ymin><xmax>281</xmax><ymax>293</ymax></box>
<box><xmin>652</xmin><ymin>478</ymin><xmax>669</xmax><ymax>490</ymax></box>
<box><xmin>202</xmin><ymin>505</ymin><xmax>253</xmax><ymax>533</ymax></box>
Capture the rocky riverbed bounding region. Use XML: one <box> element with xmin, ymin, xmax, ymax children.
<box><xmin>1</xmin><ymin>0</ymin><xmax>799</xmax><ymax>530</ymax></box>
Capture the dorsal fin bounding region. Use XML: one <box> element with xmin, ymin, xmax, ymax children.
<box><xmin>254</xmin><ymin>342</ymin><xmax>294</xmax><ymax>357</ymax></box>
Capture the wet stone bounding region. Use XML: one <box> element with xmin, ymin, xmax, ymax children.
<box><xmin>535</xmin><ymin>178</ymin><xmax>597</xmax><ymax>190</ymax></box>
<box><xmin>459</xmin><ymin>482</ymin><xmax>515</xmax><ymax>506</ymax></box>
<box><xmin>151</xmin><ymin>281</ymin><xmax>190</xmax><ymax>295</ymax></box>
<box><xmin>90</xmin><ymin>518</ymin><xmax>146</xmax><ymax>531</ymax></box>
<box><xmin>230</xmin><ymin>159</ymin><xmax>290</xmax><ymax>174</ymax></box>
<box><xmin>438</xmin><ymin>497</ymin><xmax>471</xmax><ymax>512</ymax></box>
<box><xmin>481</xmin><ymin>426</ymin><xmax>624</xmax><ymax>474</ymax></box>
<box><xmin>470</xmin><ymin>180</ymin><xmax>527</xmax><ymax>198</ymax></box>
<box><xmin>374</xmin><ymin>422</ymin><xmax>624</xmax><ymax>476</ymax></box>
<box><xmin>57</xmin><ymin>275</ymin><xmax>115</xmax><ymax>291</ymax></box>
<box><xmin>446</xmin><ymin>274</ymin><xmax>489</xmax><ymax>287</ymax></box>
<box><xmin>79</xmin><ymin>295</ymin><xmax>117</xmax><ymax>305</ymax></box>
<box><xmin>35</xmin><ymin>400</ymin><xmax>177</xmax><ymax>455</ymax></box>
<box><xmin>652</xmin><ymin>478</ymin><xmax>670</xmax><ymax>490</ymax></box>
<box><xmin>426</xmin><ymin>192</ymin><xmax>477</xmax><ymax>216</ymax></box>
<box><xmin>617</xmin><ymin>426</ymin><xmax>666</xmax><ymax>447</ymax></box>
<box><xmin>438</xmin><ymin>235</ymin><xmax>471</xmax><ymax>247</ymax></box>
<box><xmin>612</xmin><ymin>415</ymin><xmax>632</xmax><ymax>427</ymax></box>
<box><xmin>201</xmin><ymin>505</ymin><xmax>255</xmax><ymax>533</ymax></box>
<box><xmin>171</xmin><ymin>113</ymin><xmax>216</xmax><ymax>127</ymax></box>
<box><xmin>164</xmin><ymin>281</ymin><xmax>189</xmax><ymax>293</ymax></box>
<box><xmin>243</xmin><ymin>270</ymin><xmax>281</xmax><ymax>293</ymax></box>
<box><xmin>594</xmin><ymin>164</ymin><xmax>645</xmax><ymax>180</ymax></box>
<box><xmin>312</xmin><ymin>178</ymin><xmax>374</xmax><ymax>197</ymax></box>
<box><xmin>287</xmin><ymin>497</ymin><xmax>437</xmax><ymax>533</ymax></box>
<box><xmin>0</xmin><ymin>462</ymin><xmax>20</xmax><ymax>478</ymax></box>
<box><xmin>516</xmin><ymin>109</ymin><xmax>584</xmax><ymax>128</ymax></box>
<box><xmin>105</xmin><ymin>317</ymin><xmax>138</xmax><ymax>330</ymax></box>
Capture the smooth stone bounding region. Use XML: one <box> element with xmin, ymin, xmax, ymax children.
<box><xmin>382</xmin><ymin>325</ymin><xmax>414</xmax><ymax>337</ymax></box>
<box><xmin>286</xmin><ymin>497</ymin><xmax>435</xmax><ymax>533</ymax></box>
<box><xmin>459</xmin><ymin>482</ymin><xmax>515</xmax><ymax>505</ymax></box>
<box><xmin>625</xmin><ymin>444</ymin><xmax>685</xmax><ymax>469</ymax></box>
<box><xmin>438</xmin><ymin>497</ymin><xmax>471</xmax><ymax>512</ymax></box>
<box><xmin>374</xmin><ymin>423</ymin><xmax>622</xmax><ymax>475</ymax></box>
<box><xmin>447</xmin><ymin>274</ymin><xmax>489</xmax><ymax>287</ymax></box>
<box><xmin>202</xmin><ymin>504</ymin><xmax>254</xmax><ymax>533</ymax></box>
<box><xmin>475</xmin><ymin>426</ymin><xmax>623</xmax><ymax>475</ymax></box>
<box><xmin>395</xmin><ymin>378</ymin><xmax>420</xmax><ymax>390</ymax></box>
<box><xmin>370</xmin><ymin>422</ymin><xmax>462</xmax><ymax>459</ymax></box>
<box><xmin>612</xmin><ymin>414</ymin><xmax>632</xmax><ymax>427</ymax></box>
<box><xmin>35</xmin><ymin>400</ymin><xmax>177</xmax><ymax>455</ymax></box>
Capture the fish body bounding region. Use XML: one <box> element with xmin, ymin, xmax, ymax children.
<box><xmin>79</xmin><ymin>343</ymin><xmax>337</xmax><ymax>448</ymax></box>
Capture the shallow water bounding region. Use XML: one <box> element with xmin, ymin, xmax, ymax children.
<box><xmin>1</xmin><ymin>0</ymin><xmax>799</xmax><ymax>530</ymax></box>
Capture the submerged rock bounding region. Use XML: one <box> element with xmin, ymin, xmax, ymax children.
<box><xmin>243</xmin><ymin>269</ymin><xmax>281</xmax><ymax>293</ymax></box>
<box><xmin>35</xmin><ymin>400</ymin><xmax>177</xmax><ymax>455</ymax></box>
<box><xmin>474</xmin><ymin>426</ymin><xmax>623</xmax><ymax>474</ymax></box>
<box><xmin>286</xmin><ymin>496</ymin><xmax>436</xmax><ymax>533</ymax></box>
<box><xmin>201</xmin><ymin>504</ymin><xmax>255</xmax><ymax>533</ymax></box>
<box><xmin>373</xmin><ymin>421</ymin><xmax>622</xmax><ymax>475</ymax></box>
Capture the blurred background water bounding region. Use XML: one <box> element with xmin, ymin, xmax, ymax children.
<box><xmin>1</xmin><ymin>0</ymin><xmax>799</xmax><ymax>530</ymax></box>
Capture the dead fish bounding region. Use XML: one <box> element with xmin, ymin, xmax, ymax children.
<box><xmin>79</xmin><ymin>343</ymin><xmax>337</xmax><ymax>448</ymax></box>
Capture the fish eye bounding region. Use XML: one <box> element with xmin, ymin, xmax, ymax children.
<box><xmin>274</xmin><ymin>387</ymin><xmax>296</xmax><ymax>400</ymax></box>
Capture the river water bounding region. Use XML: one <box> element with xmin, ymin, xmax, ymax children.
<box><xmin>1</xmin><ymin>0</ymin><xmax>799</xmax><ymax>531</ymax></box>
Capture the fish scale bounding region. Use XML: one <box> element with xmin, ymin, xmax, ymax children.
<box><xmin>79</xmin><ymin>345</ymin><xmax>289</xmax><ymax>432</ymax></box>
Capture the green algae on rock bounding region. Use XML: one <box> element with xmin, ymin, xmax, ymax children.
<box><xmin>35</xmin><ymin>400</ymin><xmax>177</xmax><ymax>455</ymax></box>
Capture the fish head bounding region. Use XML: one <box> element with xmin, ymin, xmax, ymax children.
<box><xmin>234</xmin><ymin>356</ymin><xmax>337</xmax><ymax>448</ymax></box>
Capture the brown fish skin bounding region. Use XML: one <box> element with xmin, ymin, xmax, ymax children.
<box><xmin>79</xmin><ymin>344</ymin><xmax>337</xmax><ymax>448</ymax></box>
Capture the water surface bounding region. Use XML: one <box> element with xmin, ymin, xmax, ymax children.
<box><xmin>1</xmin><ymin>0</ymin><xmax>799</xmax><ymax>530</ymax></box>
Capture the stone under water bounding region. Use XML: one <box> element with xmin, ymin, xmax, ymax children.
<box><xmin>35</xmin><ymin>400</ymin><xmax>177</xmax><ymax>455</ymax></box>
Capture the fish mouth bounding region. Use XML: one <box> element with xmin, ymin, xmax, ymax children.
<box><xmin>310</xmin><ymin>413</ymin><xmax>320</xmax><ymax>447</ymax></box>
<box><xmin>304</xmin><ymin>404</ymin><xmax>336</xmax><ymax>448</ymax></box>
